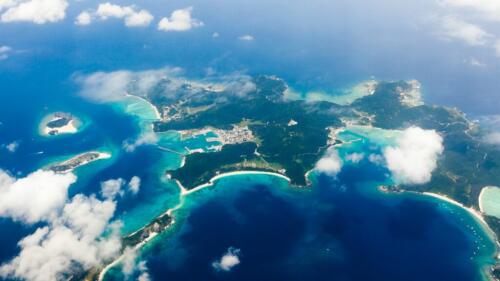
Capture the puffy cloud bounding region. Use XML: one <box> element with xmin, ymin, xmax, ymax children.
<box><xmin>74</xmin><ymin>10</ymin><xmax>91</xmax><ymax>25</ymax></box>
<box><xmin>123</xmin><ymin>132</ymin><xmax>158</xmax><ymax>152</ymax></box>
<box><xmin>157</xmin><ymin>7</ymin><xmax>203</xmax><ymax>32</ymax></box>
<box><xmin>128</xmin><ymin>176</ymin><xmax>141</xmax><ymax>194</ymax></box>
<box><xmin>315</xmin><ymin>148</ymin><xmax>343</xmax><ymax>176</ymax></box>
<box><xmin>137</xmin><ymin>261</ymin><xmax>151</xmax><ymax>281</ymax></box>
<box><xmin>123</xmin><ymin>9</ymin><xmax>153</xmax><ymax>27</ymax></box>
<box><xmin>96</xmin><ymin>2</ymin><xmax>133</xmax><ymax>19</ymax></box>
<box><xmin>0</xmin><ymin>0</ymin><xmax>16</xmax><ymax>11</ymax></box>
<box><xmin>75</xmin><ymin>67</ymin><xmax>256</xmax><ymax>103</ymax></box>
<box><xmin>100</xmin><ymin>178</ymin><xmax>125</xmax><ymax>200</ymax></box>
<box><xmin>76</xmin><ymin>70</ymin><xmax>133</xmax><ymax>102</ymax></box>
<box><xmin>3</xmin><ymin>140</ymin><xmax>19</xmax><ymax>152</ymax></box>
<box><xmin>0</xmin><ymin>45</ymin><xmax>11</xmax><ymax>60</ymax></box>
<box><xmin>119</xmin><ymin>248</ymin><xmax>150</xmax><ymax>280</ymax></box>
<box><xmin>484</xmin><ymin>132</ymin><xmax>500</xmax><ymax>145</ymax></box>
<box><xmin>0</xmin><ymin>194</ymin><xmax>121</xmax><ymax>281</ymax></box>
<box><xmin>345</xmin><ymin>153</ymin><xmax>364</xmax><ymax>163</ymax></box>
<box><xmin>238</xmin><ymin>34</ymin><xmax>255</xmax><ymax>41</ymax></box>
<box><xmin>383</xmin><ymin>127</ymin><xmax>443</xmax><ymax>185</ymax></box>
<box><xmin>75</xmin><ymin>68</ymin><xmax>181</xmax><ymax>102</ymax></box>
<box><xmin>438</xmin><ymin>16</ymin><xmax>492</xmax><ymax>46</ymax></box>
<box><xmin>478</xmin><ymin>115</ymin><xmax>500</xmax><ymax>145</ymax></box>
<box><xmin>120</xmin><ymin>247</ymin><xmax>138</xmax><ymax>277</ymax></box>
<box><xmin>368</xmin><ymin>153</ymin><xmax>384</xmax><ymax>165</ymax></box>
<box><xmin>0</xmin><ymin>169</ymin><xmax>76</xmax><ymax>224</ymax></box>
<box><xmin>220</xmin><ymin>74</ymin><xmax>256</xmax><ymax>97</ymax></box>
<box><xmin>0</xmin><ymin>0</ymin><xmax>68</xmax><ymax>24</ymax></box>
<box><xmin>212</xmin><ymin>247</ymin><xmax>241</xmax><ymax>272</ymax></box>
<box><xmin>75</xmin><ymin>2</ymin><xmax>153</xmax><ymax>27</ymax></box>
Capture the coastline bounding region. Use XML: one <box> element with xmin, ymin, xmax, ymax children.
<box><xmin>97</xmin><ymin>200</ymin><xmax>185</xmax><ymax>281</ymax></box>
<box><xmin>421</xmin><ymin>192</ymin><xmax>500</xmax><ymax>280</ymax></box>
<box><xmin>178</xmin><ymin>170</ymin><xmax>292</xmax><ymax>196</ymax></box>
<box><xmin>124</xmin><ymin>94</ymin><xmax>161</xmax><ymax>121</ymax></box>
<box><xmin>47</xmin><ymin>151</ymin><xmax>112</xmax><ymax>173</ymax></box>
<box><xmin>98</xmin><ymin>170</ymin><xmax>291</xmax><ymax>280</ymax></box>
<box><xmin>479</xmin><ymin>187</ymin><xmax>488</xmax><ymax>214</ymax></box>
<box><xmin>38</xmin><ymin>113</ymin><xmax>82</xmax><ymax>137</ymax></box>
<box><xmin>97</xmin><ymin>232</ymin><xmax>160</xmax><ymax>281</ymax></box>
<box><xmin>422</xmin><ymin>192</ymin><xmax>488</xmax><ymax>227</ymax></box>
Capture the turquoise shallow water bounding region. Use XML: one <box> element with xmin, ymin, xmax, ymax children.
<box><xmin>105</xmin><ymin>168</ymin><xmax>497</xmax><ymax>281</ymax></box>
<box><xmin>0</xmin><ymin>58</ymin><xmax>496</xmax><ymax>281</ymax></box>
<box><xmin>100</xmin><ymin>125</ymin><xmax>497</xmax><ymax>281</ymax></box>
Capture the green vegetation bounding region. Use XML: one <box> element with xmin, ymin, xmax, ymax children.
<box><xmin>353</xmin><ymin>81</ymin><xmax>500</xmax><ymax>207</ymax></box>
<box><xmin>136</xmin><ymin>75</ymin><xmax>500</xmax><ymax>219</ymax></box>
<box><xmin>170</xmin><ymin>142</ymin><xmax>266</xmax><ymax>189</ymax></box>
<box><xmin>123</xmin><ymin>74</ymin><xmax>500</xmax><ymax>279</ymax></box>
<box><xmin>47</xmin><ymin>117</ymin><xmax>71</xmax><ymax>128</ymax></box>
<box><xmin>154</xmin><ymin>76</ymin><xmax>342</xmax><ymax>188</ymax></box>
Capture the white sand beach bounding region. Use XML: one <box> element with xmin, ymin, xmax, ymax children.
<box><xmin>179</xmin><ymin>170</ymin><xmax>292</xmax><ymax>196</ymax></box>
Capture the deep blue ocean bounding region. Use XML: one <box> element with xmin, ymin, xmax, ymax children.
<box><xmin>0</xmin><ymin>1</ymin><xmax>499</xmax><ymax>279</ymax></box>
<box><xmin>106</xmin><ymin>166</ymin><xmax>496</xmax><ymax>281</ymax></box>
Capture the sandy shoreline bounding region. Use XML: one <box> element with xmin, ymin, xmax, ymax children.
<box><xmin>97</xmin><ymin>232</ymin><xmax>159</xmax><ymax>281</ymax></box>
<box><xmin>422</xmin><ymin>192</ymin><xmax>487</xmax><ymax>225</ymax></box>
<box><xmin>40</xmin><ymin>113</ymin><xmax>82</xmax><ymax>136</ymax></box>
<box><xmin>124</xmin><ymin>94</ymin><xmax>161</xmax><ymax>120</ymax></box>
<box><xmin>479</xmin><ymin>187</ymin><xmax>488</xmax><ymax>214</ymax></box>
<box><xmin>50</xmin><ymin>151</ymin><xmax>111</xmax><ymax>173</ymax></box>
<box><xmin>43</xmin><ymin>119</ymin><xmax>77</xmax><ymax>135</ymax></box>
<box><xmin>179</xmin><ymin>170</ymin><xmax>292</xmax><ymax>196</ymax></box>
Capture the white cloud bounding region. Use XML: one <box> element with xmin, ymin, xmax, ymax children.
<box><xmin>137</xmin><ymin>261</ymin><xmax>151</xmax><ymax>281</ymax></box>
<box><xmin>0</xmin><ymin>0</ymin><xmax>68</xmax><ymax>24</ymax></box>
<box><xmin>212</xmin><ymin>247</ymin><xmax>241</xmax><ymax>272</ymax></box>
<box><xmin>0</xmin><ymin>0</ymin><xmax>16</xmax><ymax>11</ymax></box>
<box><xmin>75</xmin><ymin>68</ymin><xmax>180</xmax><ymax>102</ymax></box>
<box><xmin>465</xmin><ymin>57</ymin><xmax>486</xmax><ymax>67</ymax></box>
<box><xmin>315</xmin><ymin>148</ymin><xmax>343</xmax><ymax>176</ymax></box>
<box><xmin>128</xmin><ymin>176</ymin><xmax>141</xmax><ymax>194</ymax></box>
<box><xmin>96</xmin><ymin>2</ymin><xmax>132</xmax><ymax>19</ymax></box>
<box><xmin>0</xmin><ymin>194</ymin><xmax>121</xmax><ymax>281</ymax></box>
<box><xmin>0</xmin><ymin>45</ymin><xmax>11</xmax><ymax>60</ymax></box>
<box><xmin>158</xmin><ymin>7</ymin><xmax>203</xmax><ymax>32</ymax></box>
<box><xmin>100</xmin><ymin>178</ymin><xmax>125</xmax><ymax>200</ymax></box>
<box><xmin>438</xmin><ymin>16</ymin><xmax>492</xmax><ymax>46</ymax></box>
<box><xmin>75</xmin><ymin>2</ymin><xmax>153</xmax><ymax>27</ymax></box>
<box><xmin>0</xmin><ymin>169</ymin><xmax>76</xmax><ymax>224</ymax></box>
<box><xmin>4</xmin><ymin>141</ymin><xmax>19</xmax><ymax>152</ymax></box>
<box><xmin>212</xmin><ymin>32</ymin><xmax>219</xmax><ymax>38</ymax></box>
<box><xmin>124</xmin><ymin>9</ymin><xmax>153</xmax><ymax>27</ymax></box>
<box><xmin>495</xmin><ymin>40</ymin><xmax>500</xmax><ymax>57</ymax></box>
<box><xmin>120</xmin><ymin>247</ymin><xmax>138</xmax><ymax>277</ymax></box>
<box><xmin>345</xmin><ymin>153</ymin><xmax>364</xmax><ymax>163</ymax></box>
<box><xmin>74</xmin><ymin>10</ymin><xmax>91</xmax><ymax>26</ymax></box>
<box><xmin>123</xmin><ymin>132</ymin><xmax>158</xmax><ymax>152</ymax></box>
<box><xmin>484</xmin><ymin>132</ymin><xmax>500</xmax><ymax>145</ymax></box>
<box><xmin>75</xmin><ymin>67</ymin><xmax>256</xmax><ymax>104</ymax></box>
<box><xmin>238</xmin><ymin>34</ymin><xmax>255</xmax><ymax>41</ymax></box>
<box><xmin>440</xmin><ymin>0</ymin><xmax>500</xmax><ymax>21</ymax></box>
<box><xmin>383</xmin><ymin>127</ymin><xmax>443</xmax><ymax>185</ymax></box>
<box><xmin>368</xmin><ymin>153</ymin><xmax>384</xmax><ymax>165</ymax></box>
<box><xmin>76</xmin><ymin>70</ymin><xmax>133</xmax><ymax>102</ymax></box>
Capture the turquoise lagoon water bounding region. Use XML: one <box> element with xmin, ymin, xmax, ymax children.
<box><xmin>0</xmin><ymin>39</ymin><xmax>496</xmax><ymax>281</ymax></box>
<box><xmin>102</xmin><ymin>126</ymin><xmax>497</xmax><ymax>281</ymax></box>
<box><xmin>0</xmin><ymin>84</ymin><xmax>496</xmax><ymax>280</ymax></box>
